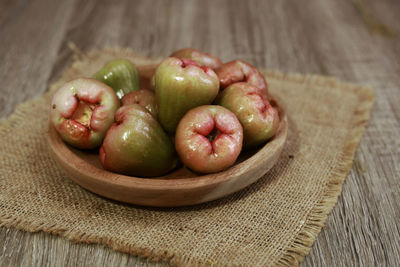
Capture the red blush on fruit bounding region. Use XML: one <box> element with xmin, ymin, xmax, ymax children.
<box><xmin>175</xmin><ymin>105</ymin><xmax>243</xmax><ymax>174</ymax></box>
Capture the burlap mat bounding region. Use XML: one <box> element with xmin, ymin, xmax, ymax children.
<box><xmin>0</xmin><ymin>47</ymin><xmax>374</xmax><ymax>266</ymax></box>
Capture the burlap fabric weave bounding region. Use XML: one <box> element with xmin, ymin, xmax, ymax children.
<box><xmin>0</xmin><ymin>47</ymin><xmax>374</xmax><ymax>266</ymax></box>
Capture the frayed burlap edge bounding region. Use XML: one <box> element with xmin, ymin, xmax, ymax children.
<box><xmin>0</xmin><ymin>47</ymin><xmax>375</xmax><ymax>267</ymax></box>
<box><xmin>266</xmin><ymin>72</ymin><xmax>375</xmax><ymax>266</ymax></box>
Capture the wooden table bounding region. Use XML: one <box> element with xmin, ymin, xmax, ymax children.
<box><xmin>1</xmin><ymin>0</ymin><xmax>399</xmax><ymax>266</ymax></box>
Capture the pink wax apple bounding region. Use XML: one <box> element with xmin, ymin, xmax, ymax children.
<box><xmin>121</xmin><ymin>89</ymin><xmax>158</xmax><ymax>117</ymax></box>
<box><xmin>175</xmin><ymin>105</ymin><xmax>243</xmax><ymax>173</ymax></box>
<box><xmin>170</xmin><ymin>48</ymin><xmax>222</xmax><ymax>69</ymax></box>
<box><xmin>50</xmin><ymin>78</ymin><xmax>120</xmax><ymax>149</ymax></box>
<box><xmin>216</xmin><ymin>60</ymin><xmax>269</xmax><ymax>99</ymax></box>
<box><xmin>216</xmin><ymin>82</ymin><xmax>279</xmax><ymax>148</ymax></box>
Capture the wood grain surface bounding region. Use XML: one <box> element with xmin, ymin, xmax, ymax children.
<box><xmin>1</xmin><ymin>0</ymin><xmax>399</xmax><ymax>266</ymax></box>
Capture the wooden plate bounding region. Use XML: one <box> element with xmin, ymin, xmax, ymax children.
<box><xmin>47</xmin><ymin>65</ymin><xmax>288</xmax><ymax>207</ymax></box>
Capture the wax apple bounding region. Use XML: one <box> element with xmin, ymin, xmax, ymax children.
<box><xmin>93</xmin><ymin>58</ymin><xmax>140</xmax><ymax>99</ymax></box>
<box><xmin>175</xmin><ymin>105</ymin><xmax>243</xmax><ymax>173</ymax></box>
<box><xmin>100</xmin><ymin>105</ymin><xmax>178</xmax><ymax>177</ymax></box>
<box><xmin>121</xmin><ymin>89</ymin><xmax>158</xmax><ymax>117</ymax></box>
<box><xmin>154</xmin><ymin>57</ymin><xmax>219</xmax><ymax>133</ymax></box>
<box><xmin>170</xmin><ymin>48</ymin><xmax>222</xmax><ymax>69</ymax></box>
<box><xmin>50</xmin><ymin>78</ymin><xmax>120</xmax><ymax>149</ymax></box>
<box><xmin>215</xmin><ymin>82</ymin><xmax>279</xmax><ymax>148</ymax></box>
<box><xmin>216</xmin><ymin>60</ymin><xmax>269</xmax><ymax>99</ymax></box>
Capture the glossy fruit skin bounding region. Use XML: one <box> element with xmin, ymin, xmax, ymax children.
<box><xmin>149</xmin><ymin>75</ymin><xmax>156</xmax><ymax>91</ymax></box>
<box><xmin>50</xmin><ymin>78</ymin><xmax>120</xmax><ymax>149</ymax></box>
<box><xmin>175</xmin><ymin>105</ymin><xmax>243</xmax><ymax>173</ymax></box>
<box><xmin>121</xmin><ymin>89</ymin><xmax>158</xmax><ymax>117</ymax></box>
<box><xmin>100</xmin><ymin>105</ymin><xmax>178</xmax><ymax>177</ymax></box>
<box><xmin>215</xmin><ymin>82</ymin><xmax>279</xmax><ymax>148</ymax></box>
<box><xmin>215</xmin><ymin>60</ymin><xmax>269</xmax><ymax>99</ymax></box>
<box><xmin>170</xmin><ymin>48</ymin><xmax>222</xmax><ymax>69</ymax></box>
<box><xmin>93</xmin><ymin>59</ymin><xmax>140</xmax><ymax>99</ymax></box>
<box><xmin>154</xmin><ymin>57</ymin><xmax>220</xmax><ymax>133</ymax></box>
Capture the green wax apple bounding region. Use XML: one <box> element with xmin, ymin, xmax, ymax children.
<box><xmin>154</xmin><ymin>57</ymin><xmax>219</xmax><ymax>133</ymax></box>
<box><xmin>93</xmin><ymin>58</ymin><xmax>140</xmax><ymax>99</ymax></box>
<box><xmin>99</xmin><ymin>104</ymin><xmax>178</xmax><ymax>177</ymax></box>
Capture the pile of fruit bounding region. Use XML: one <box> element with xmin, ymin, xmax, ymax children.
<box><xmin>50</xmin><ymin>48</ymin><xmax>280</xmax><ymax>177</ymax></box>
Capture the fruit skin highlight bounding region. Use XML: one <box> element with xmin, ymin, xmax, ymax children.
<box><xmin>100</xmin><ymin>104</ymin><xmax>178</xmax><ymax>177</ymax></box>
<box><xmin>154</xmin><ymin>57</ymin><xmax>220</xmax><ymax>133</ymax></box>
<box><xmin>50</xmin><ymin>78</ymin><xmax>120</xmax><ymax>149</ymax></box>
<box><xmin>149</xmin><ymin>75</ymin><xmax>156</xmax><ymax>91</ymax></box>
<box><xmin>93</xmin><ymin>59</ymin><xmax>140</xmax><ymax>99</ymax></box>
<box><xmin>215</xmin><ymin>82</ymin><xmax>279</xmax><ymax>148</ymax></box>
<box><xmin>170</xmin><ymin>48</ymin><xmax>223</xmax><ymax>69</ymax></box>
<box><xmin>121</xmin><ymin>89</ymin><xmax>158</xmax><ymax>117</ymax></box>
<box><xmin>175</xmin><ymin>105</ymin><xmax>243</xmax><ymax>174</ymax></box>
<box><xmin>215</xmin><ymin>60</ymin><xmax>269</xmax><ymax>99</ymax></box>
